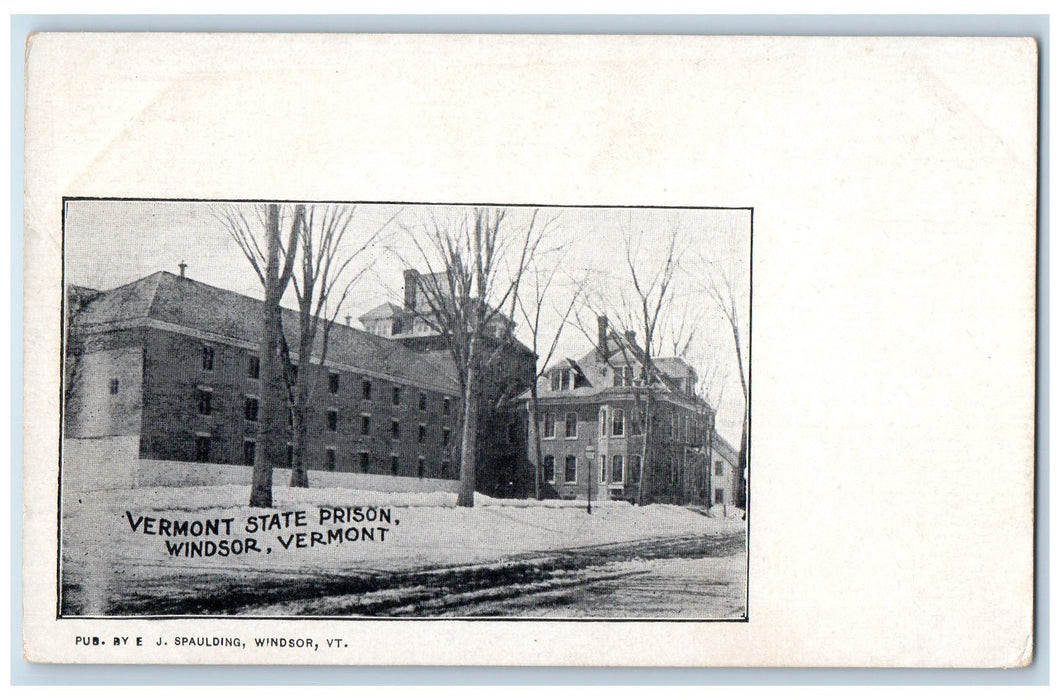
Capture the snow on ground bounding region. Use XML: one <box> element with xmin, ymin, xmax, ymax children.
<box><xmin>62</xmin><ymin>485</ymin><xmax>745</xmax><ymax>589</ymax></box>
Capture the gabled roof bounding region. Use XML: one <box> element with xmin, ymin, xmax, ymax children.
<box><xmin>358</xmin><ymin>301</ymin><xmax>405</xmax><ymax>322</ymax></box>
<box><xmin>72</xmin><ymin>271</ymin><xmax>461</xmax><ymax>393</ymax></box>
<box><xmin>710</xmin><ymin>433</ymin><xmax>740</xmax><ymax>467</ymax></box>
<box><xmin>654</xmin><ymin>357</ymin><xmax>695</xmax><ymax>379</ymax></box>
<box><xmin>520</xmin><ymin>327</ymin><xmax>710</xmax><ymax>412</ymax></box>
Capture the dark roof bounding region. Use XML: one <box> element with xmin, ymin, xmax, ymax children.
<box><xmin>517</xmin><ymin>328</ymin><xmax>710</xmax><ymax>412</ymax></box>
<box><xmin>710</xmin><ymin>433</ymin><xmax>740</xmax><ymax>466</ymax></box>
<box><xmin>654</xmin><ymin>357</ymin><xmax>695</xmax><ymax>379</ymax></box>
<box><xmin>73</xmin><ymin>271</ymin><xmax>461</xmax><ymax>393</ymax></box>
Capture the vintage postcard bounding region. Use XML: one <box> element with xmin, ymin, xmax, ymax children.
<box><xmin>23</xmin><ymin>33</ymin><xmax>1036</xmax><ymax>666</ymax></box>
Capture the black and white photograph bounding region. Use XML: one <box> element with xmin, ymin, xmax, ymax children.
<box><xmin>59</xmin><ymin>200</ymin><xmax>751</xmax><ymax>620</ymax></box>
<box><xmin>23</xmin><ymin>30</ymin><xmax>1036</xmax><ymax>669</ymax></box>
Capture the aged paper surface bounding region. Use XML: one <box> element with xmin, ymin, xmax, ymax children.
<box><xmin>23</xmin><ymin>33</ymin><xmax>1036</xmax><ymax>666</ymax></box>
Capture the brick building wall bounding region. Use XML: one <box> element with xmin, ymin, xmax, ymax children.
<box><xmin>532</xmin><ymin>395</ymin><xmax>715</xmax><ymax>505</ymax></box>
<box><xmin>136</xmin><ymin>327</ymin><xmax>461</xmax><ymax>479</ymax></box>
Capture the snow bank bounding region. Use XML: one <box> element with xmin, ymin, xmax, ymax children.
<box><xmin>61</xmin><ymin>484</ymin><xmax>745</xmax><ymax>613</ymax></box>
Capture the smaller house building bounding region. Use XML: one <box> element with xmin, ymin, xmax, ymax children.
<box><xmin>520</xmin><ymin>316</ymin><xmax>722</xmax><ymax>505</ymax></box>
<box><xmin>706</xmin><ymin>433</ymin><xmax>744</xmax><ymax>508</ymax></box>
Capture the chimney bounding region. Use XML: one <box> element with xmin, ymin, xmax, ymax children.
<box><xmin>625</xmin><ymin>330</ymin><xmax>637</xmax><ymax>345</ymax></box>
<box><xmin>345</xmin><ymin>315</ymin><xmax>352</xmax><ymax>327</ymax></box>
<box><xmin>597</xmin><ymin>315</ymin><xmax>609</xmax><ymax>358</ymax></box>
<box><xmin>178</xmin><ymin>260</ymin><xmax>187</xmax><ymax>278</ymax></box>
<box><xmin>403</xmin><ymin>269</ymin><xmax>419</xmax><ymax>311</ymax></box>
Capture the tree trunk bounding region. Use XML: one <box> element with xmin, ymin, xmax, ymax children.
<box><xmin>736</xmin><ymin>405</ymin><xmax>749</xmax><ymax>510</ymax></box>
<box><xmin>289</xmin><ymin>331</ymin><xmax>312</xmax><ymax>488</ymax></box>
<box><xmin>457</xmin><ymin>335</ymin><xmax>480</xmax><ymax>507</ymax></box>
<box><xmin>530</xmin><ymin>379</ymin><xmax>543</xmax><ymax>500</ymax></box>
<box><xmin>637</xmin><ymin>388</ymin><xmax>653</xmax><ymax>506</ymax></box>
<box><xmin>706</xmin><ymin>421</ymin><xmax>715</xmax><ymax>508</ymax></box>
<box><xmin>251</xmin><ymin>205</ymin><xmax>283</xmax><ymax>508</ymax></box>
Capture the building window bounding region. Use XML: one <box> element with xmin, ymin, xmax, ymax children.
<box><xmin>362</xmin><ymin>379</ymin><xmax>372</xmax><ymax>401</ymax></box>
<box><xmin>244</xmin><ymin>396</ymin><xmax>259</xmax><ymax>422</ymax></box>
<box><xmin>196</xmin><ymin>388</ymin><xmax>212</xmax><ymax>416</ymax></box>
<box><xmin>600</xmin><ymin>409</ymin><xmax>607</xmax><ymax>436</ymax></box>
<box><xmin>361</xmin><ymin>414</ymin><xmax>371</xmax><ymax>436</ymax></box>
<box><xmin>109</xmin><ymin>378</ymin><xmax>120</xmax><ymax>395</ymax></box>
<box><xmin>392</xmin><ymin>318</ymin><xmax>404</xmax><ymax>335</ymax></box>
<box><xmin>327</xmin><ymin>409</ymin><xmax>338</xmax><ymax>432</ymax></box>
<box><xmin>614</xmin><ymin>365</ymin><xmax>634</xmax><ymax>387</ymax></box>
<box><xmin>392</xmin><ymin>386</ymin><xmax>402</xmax><ymax>406</ymax></box>
<box><xmin>564</xmin><ymin>455</ymin><xmax>577</xmax><ymax>483</ymax></box>
<box><xmin>418</xmin><ymin>424</ymin><xmax>426</xmax><ymax>444</ymax></box>
<box><xmin>359</xmin><ymin>451</ymin><xmax>370</xmax><ymax>472</ymax></box>
<box><xmin>612</xmin><ymin>408</ymin><xmax>624</xmax><ymax>436</ymax></box>
<box><xmin>202</xmin><ymin>345</ymin><xmax>214</xmax><ymax>371</ymax></box>
<box><xmin>564</xmin><ymin>412</ymin><xmax>577</xmax><ymax>439</ymax></box>
<box><xmin>631</xmin><ymin>455</ymin><xmax>642</xmax><ymax>482</ymax></box>
<box><xmin>417</xmin><ymin>456</ymin><xmax>425</xmax><ymax>478</ymax></box>
<box><xmin>391</xmin><ymin>420</ymin><xmax>400</xmax><ymax>440</ymax></box>
<box><xmin>390</xmin><ymin>455</ymin><xmax>399</xmax><ymax>475</ymax></box>
<box><xmin>443</xmin><ymin>397</ymin><xmax>451</xmax><ymax>415</ymax></box>
<box><xmin>324</xmin><ymin>448</ymin><xmax>336</xmax><ymax>471</ymax></box>
<box><xmin>715</xmin><ymin>461</ymin><xmax>725</xmax><ymax>477</ymax></box>
<box><xmin>419</xmin><ymin>392</ymin><xmax>428</xmax><ymax>411</ymax></box>
<box><xmin>286</xmin><ymin>443</ymin><xmax>294</xmax><ymax>468</ymax></box>
<box><xmin>631</xmin><ymin>411</ymin><xmax>643</xmax><ymax>436</ymax></box>
<box><xmin>243</xmin><ymin>439</ymin><xmax>256</xmax><ymax>466</ymax></box>
<box><xmin>611</xmin><ymin>455</ymin><xmax>624</xmax><ymax>483</ymax></box>
<box><xmin>543</xmin><ymin>413</ymin><xmax>555</xmax><ymax>439</ymax></box>
<box><xmin>246</xmin><ymin>355</ymin><xmax>260</xmax><ymax>379</ymax></box>
<box><xmin>195</xmin><ymin>435</ymin><xmax>211</xmax><ymax>463</ymax></box>
<box><xmin>550</xmin><ymin>372</ymin><xmax>561</xmax><ymax>391</ymax></box>
<box><xmin>443</xmin><ymin>428</ymin><xmax>451</xmax><ymax>447</ymax></box>
<box><xmin>715</xmin><ymin>488</ymin><xmax>725</xmax><ymax>503</ymax></box>
<box><xmin>329</xmin><ymin>372</ymin><xmax>339</xmax><ymax>394</ymax></box>
<box><xmin>543</xmin><ymin>455</ymin><xmax>555</xmax><ymax>482</ymax></box>
<box><xmin>600</xmin><ymin>456</ymin><xmax>607</xmax><ymax>483</ymax></box>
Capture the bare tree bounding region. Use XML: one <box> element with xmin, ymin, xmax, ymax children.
<box><xmin>698</xmin><ymin>227</ymin><xmax>750</xmax><ymax>510</ymax></box>
<box><xmin>514</xmin><ymin>252</ymin><xmax>585</xmax><ymax>500</ymax></box>
<box><xmin>284</xmin><ymin>205</ymin><xmax>397</xmax><ymax>488</ymax></box>
<box><xmin>618</xmin><ymin>219</ymin><xmax>685</xmax><ymax>506</ymax></box>
<box><xmin>573</xmin><ymin>216</ymin><xmax>686</xmax><ymax>505</ymax></box>
<box><xmin>690</xmin><ymin>344</ymin><xmax>729</xmax><ymax>507</ymax></box>
<box><xmin>398</xmin><ymin>207</ymin><xmax>548</xmax><ymax>506</ymax></box>
<box><xmin>216</xmin><ymin>203</ymin><xmax>304</xmax><ymax>508</ymax></box>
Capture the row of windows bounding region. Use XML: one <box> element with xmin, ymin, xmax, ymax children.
<box><xmin>227</xmin><ymin>437</ymin><xmax>451</xmax><ymax>478</ymax></box>
<box><xmin>541</xmin><ymin>454</ymin><xmax>643</xmax><ymax>484</ymax></box>
<box><xmin>540</xmin><ymin>408</ymin><xmax>708</xmax><ymax>443</ymax></box>
<box><xmin>540</xmin><ymin>409</ymin><xmax>639</xmax><ymax>439</ymax></box>
<box><xmin>198</xmin><ymin>390</ymin><xmax>453</xmax><ymax>445</ymax></box>
<box><xmin>200</xmin><ymin>345</ymin><xmax>452</xmax><ymax>414</ymax></box>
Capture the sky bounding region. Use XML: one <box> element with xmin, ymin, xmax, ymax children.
<box><xmin>63</xmin><ymin>200</ymin><xmax>750</xmax><ymax>445</ymax></box>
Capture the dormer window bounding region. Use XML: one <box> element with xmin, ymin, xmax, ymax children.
<box><xmin>551</xmin><ymin>368</ymin><xmax>573</xmax><ymax>391</ymax></box>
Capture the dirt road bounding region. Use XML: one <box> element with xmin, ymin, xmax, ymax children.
<box><xmin>63</xmin><ymin>529</ymin><xmax>746</xmax><ymax>618</ymax></box>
